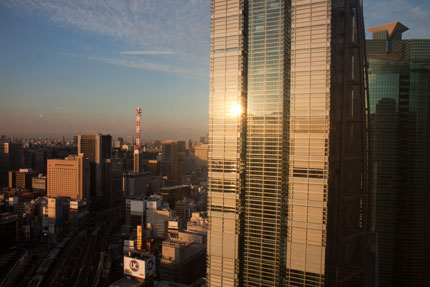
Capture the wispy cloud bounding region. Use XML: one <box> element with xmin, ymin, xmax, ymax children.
<box><xmin>120</xmin><ymin>50</ymin><xmax>175</xmax><ymax>56</ymax></box>
<box><xmin>87</xmin><ymin>55</ymin><xmax>186</xmax><ymax>74</ymax></box>
<box><xmin>2</xmin><ymin>0</ymin><xmax>210</xmax><ymax>63</ymax></box>
<box><xmin>61</xmin><ymin>52</ymin><xmax>187</xmax><ymax>75</ymax></box>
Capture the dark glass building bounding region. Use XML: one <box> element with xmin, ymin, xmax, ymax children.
<box><xmin>78</xmin><ymin>134</ymin><xmax>112</xmax><ymax>209</ymax></box>
<box><xmin>367</xmin><ymin>22</ymin><xmax>430</xmax><ymax>287</ymax></box>
<box><xmin>0</xmin><ymin>143</ymin><xmax>22</xmax><ymax>188</ymax></box>
<box><xmin>161</xmin><ymin>141</ymin><xmax>186</xmax><ymax>185</ymax></box>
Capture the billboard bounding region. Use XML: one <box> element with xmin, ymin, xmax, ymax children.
<box><xmin>123</xmin><ymin>256</ymin><xmax>155</xmax><ymax>279</ymax></box>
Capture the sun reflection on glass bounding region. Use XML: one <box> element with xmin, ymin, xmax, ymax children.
<box><xmin>230</xmin><ymin>104</ymin><xmax>242</xmax><ymax>116</ymax></box>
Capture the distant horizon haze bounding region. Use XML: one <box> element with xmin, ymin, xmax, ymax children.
<box><xmin>1</xmin><ymin>0</ymin><xmax>429</xmax><ymax>139</ymax></box>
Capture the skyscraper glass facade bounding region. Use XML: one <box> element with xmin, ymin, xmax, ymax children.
<box><xmin>286</xmin><ymin>0</ymin><xmax>332</xmax><ymax>285</ymax></box>
<box><xmin>207</xmin><ymin>1</ymin><xmax>246</xmax><ymax>286</ymax></box>
<box><xmin>367</xmin><ymin>24</ymin><xmax>430</xmax><ymax>287</ymax></box>
<box><xmin>243</xmin><ymin>0</ymin><xmax>289</xmax><ymax>286</ymax></box>
<box><xmin>208</xmin><ymin>1</ymin><xmax>371</xmax><ymax>286</ymax></box>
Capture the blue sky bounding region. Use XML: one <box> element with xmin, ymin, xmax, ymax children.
<box><xmin>0</xmin><ymin>0</ymin><xmax>429</xmax><ymax>140</ymax></box>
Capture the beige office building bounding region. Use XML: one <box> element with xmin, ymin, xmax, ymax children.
<box><xmin>194</xmin><ymin>144</ymin><xmax>208</xmax><ymax>168</ymax></box>
<box><xmin>47</xmin><ymin>154</ymin><xmax>90</xmax><ymax>200</ymax></box>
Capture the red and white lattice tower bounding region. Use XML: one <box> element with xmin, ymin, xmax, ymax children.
<box><xmin>134</xmin><ymin>107</ymin><xmax>142</xmax><ymax>172</ymax></box>
<box><xmin>136</xmin><ymin>107</ymin><xmax>142</xmax><ymax>150</ymax></box>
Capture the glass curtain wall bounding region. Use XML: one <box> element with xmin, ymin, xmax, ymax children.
<box><xmin>243</xmin><ymin>0</ymin><xmax>289</xmax><ymax>286</ymax></box>
<box><xmin>207</xmin><ymin>1</ymin><xmax>247</xmax><ymax>286</ymax></box>
<box><xmin>368</xmin><ymin>36</ymin><xmax>430</xmax><ymax>286</ymax></box>
<box><xmin>286</xmin><ymin>0</ymin><xmax>332</xmax><ymax>286</ymax></box>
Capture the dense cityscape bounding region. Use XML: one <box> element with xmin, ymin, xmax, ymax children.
<box><xmin>1</xmin><ymin>1</ymin><xmax>429</xmax><ymax>287</ymax></box>
<box><xmin>0</xmin><ymin>133</ymin><xmax>209</xmax><ymax>286</ymax></box>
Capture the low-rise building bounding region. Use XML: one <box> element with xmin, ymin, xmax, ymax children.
<box><xmin>68</xmin><ymin>200</ymin><xmax>89</xmax><ymax>232</ymax></box>
<box><xmin>42</xmin><ymin>197</ymin><xmax>65</xmax><ymax>235</ymax></box>
<box><xmin>0</xmin><ymin>213</ymin><xmax>18</xmax><ymax>253</ymax></box>
<box><xmin>32</xmin><ymin>174</ymin><xmax>46</xmax><ymax>194</ymax></box>
<box><xmin>186</xmin><ymin>212</ymin><xmax>207</xmax><ymax>234</ymax></box>
<box><xmin>159</xmin><ymin>185</ymin><xmax>192</xmax><ymax>210</ymax></box>
<box><xmin>146</xmin><ymin>199</ymin><xmax>173</xmax><ymax>240</ymax></box>
<box><xmin>126</xmin><ymin>199</ymin><xmax>146</xmax><ymax>231</ymax></box>
<box><xmin>159</xmin><ymin>212</ymin><xmax>207</xmax><ymax>285</ymax></box>
<box><xmin>174</xmin><ymin>198</ymin><xmax>195</xmax><ymax>222</ymax></box>
<box><xmin>8</xmin><ymin>168</ymin><xmax>35</xmax><ymax>190</ymax></box>
<box><xmin>159</xmin><ymin>240</ymin><xmax>206</xmax><ymax>284</ymax></box>
<box><xmin>123</xmin><ymin>171</ymin><xmax>151</xmax><ymax>199</ymax></box>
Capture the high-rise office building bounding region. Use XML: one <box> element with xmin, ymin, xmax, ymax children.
<box><xmin>8</xmin><ymin>169</ymin><xmax>35</xmax><ymax>190</ymax></box>
<box><xmin>114</xmin><ymin>137</ymin><xmax>124</xmax><ymax>149</ymax></box>
<box><xmin>78</xmin><ymin>134</ymin><xmax>112</xmax><ymax>163</ymax></box>
<box><xmin>32</xmin><ymin>174</ymin><xmax>47</xmax><ymax>194</ymax></box>
<box><xmin>194</xmin><ymin>144</ymin><xmax>209</xmax><ymax>169</ymax></box>
<box><xmin>34</xmin><ymin>149</ymin><xmax>50</xmax><ymax>174</ymax></box>
<box><xmin>78</xmin><ymin>134</ymin><xmax>112</xmax><ymax>208</ymax></box>
<box><xmin>0</xmin><ymin>142</ymin><xmax>22</xmax><ymax>188</ymax></box>
<box><xmin>161</xmin><ymin>141</ymin><xmax>186</xmax><ymax>185</ymax></box>
<box><xmin>125</xmin><ymin>135</ymin><xmax>135</xmax><ymax>146</ymax></box>
<box><xmin>47</xmin><ymin>154</ymin><xmax>90</xmax><ymax>200</ymax></box>
<box><xmin>367</xmin><ymin>22</ymin><xmax>430</xmax><ymax>287</ymax></box>
<box><xmin>125</xmin><ymin>198</ymin><xmax>146</xmax><ymax>231</ymax></box>
<box><xmin>103</xmin><ymin>158</ymin><xmax>123</xmax><ymax>208</ymax></box>
<box><xmin>207</xmin><ymin>1</ymin><xmax>373</xmax><ymax>286</ymax></box>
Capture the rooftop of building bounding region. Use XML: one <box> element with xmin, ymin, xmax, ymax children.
<box><xmin>34</xmin><ymin>174</ymin><xmax>46</xmax><ymax>179</ymax></box>
<box><xmin>123</xmin><ymin>171</ymin><xmax>151</xmax><ymax>176</ymax></box>
<box><xmin>154</xmin><ymin>280</ymin><xmax>190</xmax><ymax>287</ymax></box>
<box><xmin>18</xmin><ymin>168</ymin><xmax>34</xmax><ymax>173</ymax></box>
<box><xmin>47</xmin><ymin>153</ymin><xmax>83</xmax><ymax>162</ymax></box>
<box><xmin>161</xmin><ymin>140</ymin><xmax>183</xmax><ymax>144</ymax></box>
<box><xmin>124</xmin><ymin>250</ymin><xmax>154</xmax><ymax>262</ymax></box>
<box><xmin>109</xmin><ymin>277</ymin><xmax>145</xmax><ymax>287</ymax></box>
<box><xmin>64</xmin><ymin>153</ymin><xmax>84</xmax><ymax>160</ymax></box>
<box><xmin>0</xmin><ymin>212</ymin><xmax>18</xmax><ymax>223</ymax></box>
<box><xmin>1</xmin><ymin>188</ymin><xmax>39</xmax><ymax>199</ymax></box>
<box><xmin>160</xmin><ymin>185</ymin><xmax>190</xmax><ymax>191</ymax></box>
<box><xmin>367</xmin><ymin>21</ymin><xmax>409</xmax><ymax>39</ymax></box>
<box><xmin>79</xmin><ymin>133</ymin><xmax>111</xmax><ymax>138</ymax></box>
<box><xmin>161</xmin><ymin>240</ymin><xmax>205</xmax><ymax>262</ymax></box>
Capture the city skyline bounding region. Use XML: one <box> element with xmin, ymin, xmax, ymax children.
<box><xmin>0</xmin><ymin>1</ymin><xmax>429</xmax><ymax>287</ymax></box>
<box><xmin>1</xmin><ymin>0</ymin><xmax>430</xmax><ymax>139</ymax></box>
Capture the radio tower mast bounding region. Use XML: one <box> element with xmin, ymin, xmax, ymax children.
<box><xmin>134</xmin><ymin>107</ymin><xmax>142</xmax><ymax>173</ymax></box>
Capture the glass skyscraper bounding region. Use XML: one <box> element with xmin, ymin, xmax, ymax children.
<box><xmin>208</xmin><ymin>1</ymin><xmax>246</xmax><ymax>285</ymax></box>
<box><xmin>243</xmin><ymin>0</ymin><xmax>288</xmax><ymax>285</ymax></box>
<box><xmin>367</xmin><ymin>22</ymin><xmax>430</xmax><ymax>287</ymax></box>
<box><xmin>208</xmin><ymin>1</ymin><xmax>373</xmax><ymax>286</ymax></box>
